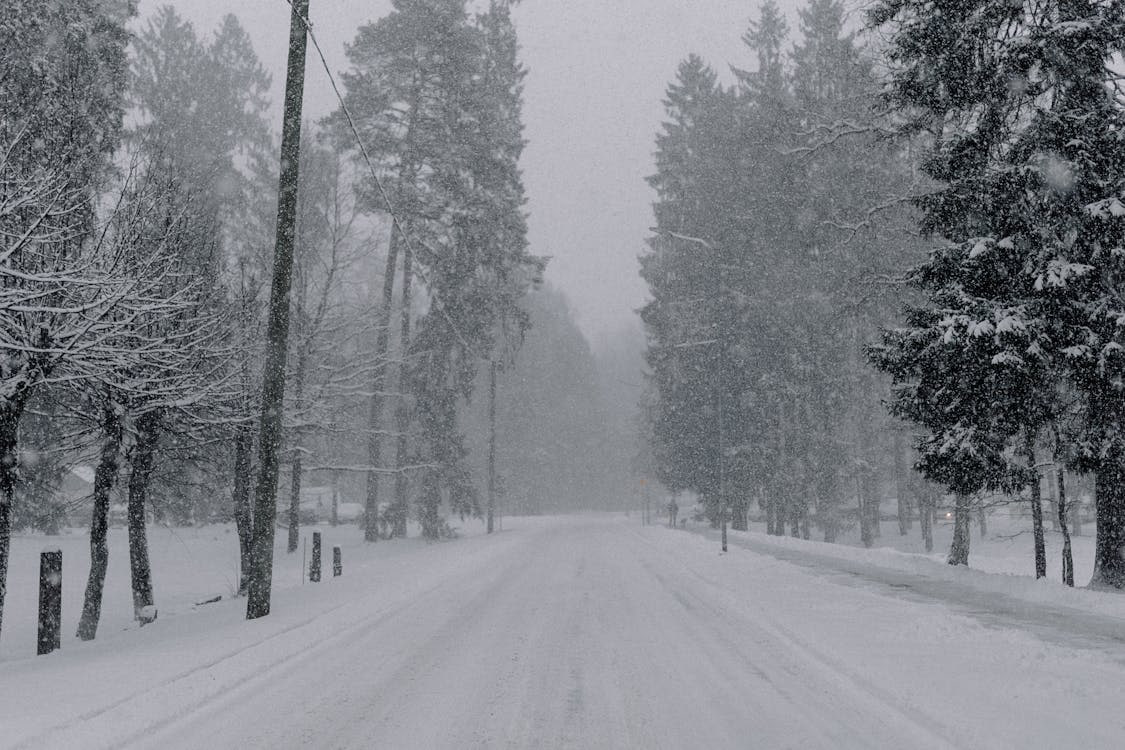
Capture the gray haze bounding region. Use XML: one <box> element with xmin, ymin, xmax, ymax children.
<box><xmin>139</xmin><ymin>0</ymin><xmax>779</xmax><ymax>337</ymax></box>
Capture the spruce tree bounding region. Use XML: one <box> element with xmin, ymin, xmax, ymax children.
<box><xmin>408</xmin><ymin>0</ymin><xmax>543</xmax><ymax>538</ymax></box>
<box><xmin>336</xmin><ymin>0</ymin><xmax>481</xmax><ymax>538</ymax></box>
<box><xmin>641</xmin><ymin>55</ymin><xmax>739</xmax><ymax>525</ymax></box>
<box><xmin>868</xmin><ymin>0</ymin><xmax>1125</xmax><ymax>578</ymax></box>
<box><xmin>339</xmin><ymin>0</ymin><xmax>541</xmax><ymax>538</ymax></box>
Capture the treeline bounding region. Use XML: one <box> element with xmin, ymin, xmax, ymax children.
<box><xmin>0</xmin><ymin>0</ymin><xmax>541</xmax><ymax>645</ymax></box>
<box><xmin>641</xmin><ymin>0</ymin><xmax>1125</xmax><ymax>587</ymax></box>
<box><xmin>641</xmin><ymin>0</ymin><xmax>919</xmax><ymax>547</ymax></box>
<box><xmin>462</xmin><ymin>287</ymin><xmax>638</xmax><ymax>516</ymax></box>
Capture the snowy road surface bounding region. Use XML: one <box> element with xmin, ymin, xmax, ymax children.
<box><xmin>8</xmin><ymin>515</ymin><xmax>1125</xmax><ymax>749</ymax></box>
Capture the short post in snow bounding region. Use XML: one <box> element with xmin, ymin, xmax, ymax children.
<box><xmin>310</xmin><ymin>531</ymin><xmax>322</xmax><ymax>583</ymax></box>
<box><xmin>38</xmin><ymin>549</ymin><xmax>62</xmax><ymax>655</ymax></box>
<box><xmin>333</xmin><ymin>546</ymin><xmax>342</xmax><ymax>577</ymax></box>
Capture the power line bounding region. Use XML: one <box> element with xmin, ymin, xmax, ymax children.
<box><xmin>279</xmin><ymin>0</ymin><xmax>411</xmax><ymax>261</ymax></box>
<box><xmin>279</xmin><ymin>0</ymin><xmax>480</xmax><ymax>355</ymax></box>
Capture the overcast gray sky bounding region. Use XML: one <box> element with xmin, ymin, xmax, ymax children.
<box><xmin>143</xmin><ymin>1</ymin><xmax>787</xmax><ymax>338</ymax></box>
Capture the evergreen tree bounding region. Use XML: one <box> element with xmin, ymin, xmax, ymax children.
<box><xmin>787</xmin><ymin>0</ymin><xmax>915</xmax><ymax>544</ymax></box>
<box><xmin>727</xmin><ymin>2</ymin><xmax>806</xmax><ymax>535</ymax></box>
<box><xmin>335</xmin><ymin>0</ymin><xmax>482</xmax><ymax>538</ymax></box>
<box><xmin>338</xmin><ymin>0</ymin><xmax>541</xmax><ymax>539</ymax></box>
<box><xmin>641</xmin><ymin>54</ymin><xmax>741</xmax><ymax>525</ymax></box>
<box><xmin>640</xmin><ymin>0</ymin><xmax>924</xmax><ymax>546</ymax></box>
<box><xmin>407</xmin><ymin>0</ymin><xmax>543</xmax><ymax>538</ymax></box>
<box><xmin>867</xmin><ymin>0</ymin><xmax>1125</xmax><ymax>579</ymax></box>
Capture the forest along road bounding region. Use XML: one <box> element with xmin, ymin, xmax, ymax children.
<box><xmin>38</xmin><ymin>515</ymin><xmax>1125</xmax><ymax>749</ymax></box>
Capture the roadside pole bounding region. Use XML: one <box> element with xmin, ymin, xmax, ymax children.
<box><xmin>247</xmin><ymin>0</ymin><xmax>310</xmax><ymax>620</ymax></box>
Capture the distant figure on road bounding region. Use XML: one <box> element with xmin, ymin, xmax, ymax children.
<box><xmin>667</xmin><ymin>499</ymin><xmax>678</xmax><ymax>528</ymax></box>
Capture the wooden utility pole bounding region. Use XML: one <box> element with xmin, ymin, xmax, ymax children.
<box><xmin>717</xmin><ymin>263</ymin><xmax>727</xmax><ymax>553</ymax></box>
<box><xmin>247</xmin><ymin>0</ymin><xmax>310</xmax><ymax>620</ymax></box>
<box><xmin>487</xmin><ymin>360</ymin><xmax>498</xmax><ymax>533</ymax></box>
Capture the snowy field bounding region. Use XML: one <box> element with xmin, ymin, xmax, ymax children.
<box><xmin>3</xmin><ymin>513</ymin><xmax>1125</xmax><ymax>749</ymax></box>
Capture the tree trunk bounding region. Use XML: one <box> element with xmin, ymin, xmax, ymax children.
<box><xmin>858</xmin><ymin>475</ymin><xmax>875</xmax><ymax>548</ymax></box>
<box><xmin>1068</xmin><ymin>473</ymin><xmax>1082</xmax><ymax>536</ymax></box>
<box><xmin>391</xmin><ymin>236</ymin><xmax>414</xmax><ymax>539</ymax></box>
<box><xmin>1057</xmin><ymin>468</ymin><xmax>1074</xmax><ymax>587</ymax></box>
<box><xmin>331</xmin><ymin>471</ymin><xmax>339</xmax><ymax>527</ymax></box>
<box><xmin>822</xmin><ymin>497</ymin><xmax>837</xmax><ymax>543</ymax></box>
<box><xmin>232</xmin><ymin>420</ymin><xmax>254</xmax><ymax>596</ymax></box>
<box><xmin>127</xmin><ymin>410</ymin><xmax>160</xmax><ymax>624</ymax></box>
<box><xmin>919</xmin><ymin>487</ymin><xmax>933</xmax><ymax>553</ymax></box>
<box><xmin>0</xmin><ymin>403</ymin><xmax>23</xmax><ymax>643</ymax></box>
<box><xmin>364</xmin><ymin>225</ymin><xmax>400</xmax><ymax>543</ymax></box>
<box><xmin>1025</xmin><ymin>439</ymin><xmax>1046</xmax><ymax>579</ymax></box>
<box><xmin>487</xmin><ymin>360</ymin><xmax>497</xmax><ymax>534</ymax></box>
<box><xmin>418</xmin><ymin>469</ymin><xmax>441</xmax><ymax>539</ymax></box>
<box><xmin>976</xmin><ymin>504</ymin><xmax>987</xmax><ymax>538</ymax></box>
<box><xmin>287</xmin><ymin>343</ymin><xmax>307</xmax><ymax>554</ymax></box>
<box><xmin>288</xmin><ymin>452</ymin><xmax>302</xmax><ymax>553</ymax></box>
<box><xmin>731</xmin><ymin>494</ymin><xmax>748</xmax><ymax>532</ymax></box>
<box><xmin>893</xmin><ymin>430</ymin><xmax>910</xmax><ymax>535</ymax></box>
<box><xmin>1069</xmin><ymin>501</ymin><xmax>1082</xmax><ymax>535</ymax></box>
<box><xmin>947</xmin><ymin>492</ymin><xmax>971</xmax><ymax>566</ymax></box>
<box><xmin>1091</xmin><ymin>460</ymin><xmax>1125</xmax><ymax>589</ymax></box>
<box><xmin>868</xmin><ymin>471</ymin><xmax>882</xmax><ymax>540</ymax></box>
<box><xmin>247</xmin><ymin>0</ymin><xmax>309</xmax><ymax>620</ymax></box>
<box><xmin>77</xmin><ymin>403</ymin><xmax>125</xmax><ymax>640</ymax></box>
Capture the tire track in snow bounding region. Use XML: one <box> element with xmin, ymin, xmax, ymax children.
<box><xmin>16</xmin><ymin>532</ymin><xmax>523</xmax><ymax>750</ymax></box>
<box><xmin>624</xmin><ymin>522</ymin><xmax>961</xmax><ymax>749</ymax></box>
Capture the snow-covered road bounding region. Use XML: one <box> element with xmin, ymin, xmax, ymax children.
<box><xmin>8</xmin><ymin>515</ymin><xmax>1125</xmax><ymax>749</ymax></box>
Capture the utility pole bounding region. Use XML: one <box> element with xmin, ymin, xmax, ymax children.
<box><xmin>487</xmin><ymin>360</ymin><xmax>497</xmax><ymax>533</ymax></box>
<box><xmin>247</xmin><ymin>0</ymin><xmax>310</xmax><ymax>620</ymax></box>
<box><xmin>717</xmin><ymin>261</ymin><xmax>727</xmax><ymax>553</ymax></box>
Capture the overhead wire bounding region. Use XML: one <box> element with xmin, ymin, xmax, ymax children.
<box><xmin>278</xmin><ymin>0</ymin><xmax>479</xmax><ymax>355</ymax></box>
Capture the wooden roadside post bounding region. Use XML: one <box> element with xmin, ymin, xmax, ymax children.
<box><xmin>310</xmin><ymin>531</ymin><xmax>321</xmax><ymax>582</ymax></box>
<box><xmin>38</xmin><ymin>549</ymin><xmax>62</xmax><ymax>655</ymax></box>
<box><xmin>333</xmin><ymin>546</ymin><xmax>342</xmax><ymax>577</ymax></box>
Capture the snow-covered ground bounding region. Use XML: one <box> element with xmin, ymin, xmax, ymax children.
<box><xmin>3</xmin><ymin>514</ymin><xmax>1125</xmax><ymax>749</ymax></box>
<box><xmin>800</xmin><ymin>511</ymin><xmax>1096</xmax><ymax>583</ymax></box>
<box><xmin>0</xmin><ymin>518</ymin><xmax>463</xmax><ymax>662</ymax></box>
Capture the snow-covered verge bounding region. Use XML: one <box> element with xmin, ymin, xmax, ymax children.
<box><xmin>0</xmin><ymin>519</ymin><xmax>478</xmax><ymax>663</ymax></box>
<box><xmin>686</xmin><ymin>517</ymin><xmax>1125</xmax><ymax>626</ymax></box>
<box><xmin>805</xmin><ymin>512</ymin><xmax>1096</xmax><ymax>582</ymax></box>
<box><xmin>0</xmin><ymin>518</ymin><xmax>498</xmax><ymax>746</ymax></box>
